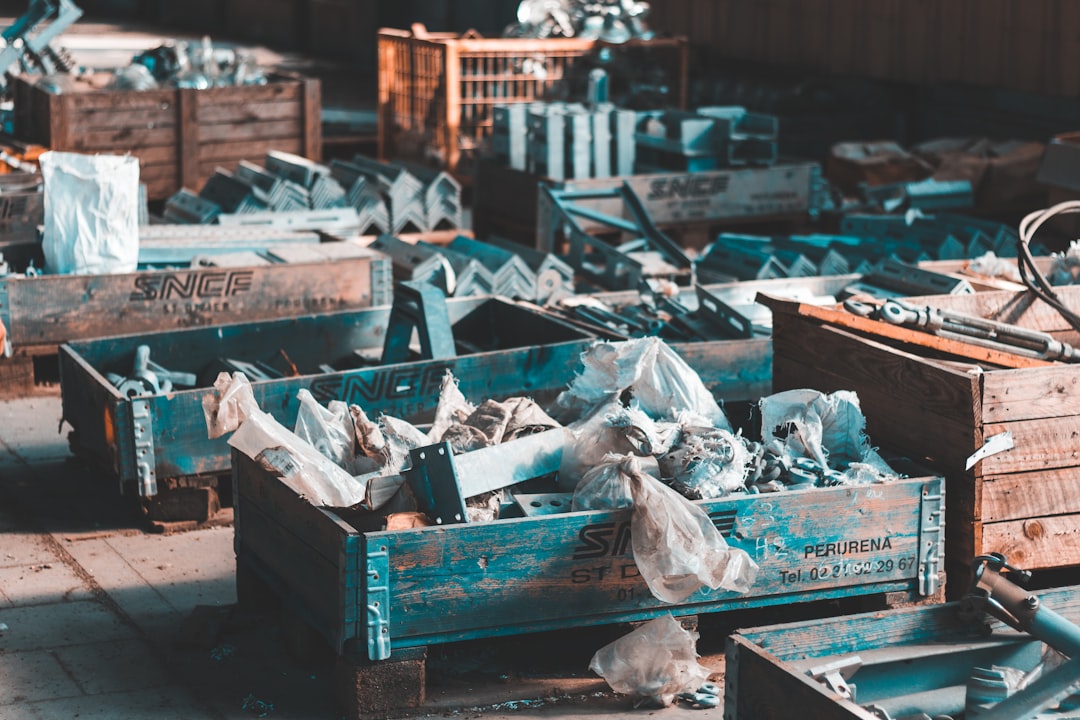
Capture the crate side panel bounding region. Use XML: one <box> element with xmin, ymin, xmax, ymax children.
<box><xmin>979</xmin><ymin>416</ymin><xmax>1080</xmax><ymax>475</ymax></box>
<box><xmin>771</xmin><ymin>351</ymin><xmax>978</xmax><ymax>474</ymax></box>
<box><xmin>980</xmin><ymin>367</ymin><xmax>1080</xmax><ymax>423</ymax></box>
<box><xmin>5</xmin><ymin>259</ymin><xmax>377</xmax><ymax>347</ymax></box>
<box><xmin>770</xmin><ymin>319</ymin><xmax>980</xmax><ymax>426</ymax></box>
<box><xmin>376</xmin><ymin>480</ymin><xmax>930</xmax><ymax>641</ymax></box>
<box><xmin>979</xmin><ymin>466</ymin><xmax>1080</xmax><ymax>523</ymax></box>
<box><xmin>726</xmin><ymin>635</ymin><xmax>870</xmax><ymax>720</ymax></box>
<box><xmin>981</xmin><ymin>514</ymin><xmax>1080</xmax><ymax>570</ymax></box>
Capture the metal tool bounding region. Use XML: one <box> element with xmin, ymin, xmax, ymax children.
<box><xmin>106</xmin><ymin>345</ymin><xmax>196</xmax><ymax>397</ymax></box>
<box><xmin>958</xmin><ymin>554</ymin><xmax>1080</xmax><ymax>719</ymax></box>
<box><xmin>0</xmin><ymin>0</ymin><xmax>82</xmax><ymax>91</ymax></box>
<box><xmin>876</xmin><ymin>299</ymin><xmax>1080</xmax><ymax>362</ymax></box>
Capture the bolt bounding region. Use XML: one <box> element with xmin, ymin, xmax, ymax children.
<box><xmin>1025</xmin><ymin>595</ymin><xmax>1040</xmax><ymax>610</ymax></box>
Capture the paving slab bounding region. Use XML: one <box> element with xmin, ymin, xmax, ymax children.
<box><xmin>0</xmin><ymin>561</ymin><xmax>95</xmax><ymax>606</ymax></box>
<box><xmin>51</xmin><ymin>639</ymin><xmax>173</xmax><ymax>696</ymax></box>
<box><xmin>0</xmin><ymin>686</ymin><xmax>211</xmax><ymax>720</ymax></box>
<box><xmin>0</xmin><ymin>600</ymin><xmax>138</xmax><ymax>652</ymax></box>
<box><xmin>0</xmin><ymin>649</ymin><xmax>83</xmax><ymax>706</ymax></box>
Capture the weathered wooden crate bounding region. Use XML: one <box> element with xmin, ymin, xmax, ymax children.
<box><xmin>473</xmin><ymin>158</ymin><xmax>825</xmax><ymax>249</ymax></box>
<box><xmin>769</xmin><ymin>287</ymin><xmax>1080</xmax><ymax>591</ymax></box>
<box><xmin>726</xmin><ymin>584</ymin><xmax>1080</xmax><ymax>720</ymax></box>
<box><xmin>0</xmin><ymin>249</ymin><xmax>390</xmax><ymax>399</ymax></box>
<box><xmin>12</xmin><ymin>74</ymin><xmax>321</xmax><ymax>201</ymax></box>
<box><xmin>59</xmin><ymin>297</ymin><xmax>598</xmax><ymax>498</ymax></box>
<box><xmin>233</xmin><ymin>449</ymin><xmax>943</xmax><ymax>706</ymax></box>
<box><xmin>377</xmin><ymin>27</ymin><xmax>687</xmax><ymax>178</ymax></box>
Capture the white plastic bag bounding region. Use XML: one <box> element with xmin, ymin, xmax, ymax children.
<box><xmin>589</xmin><ymin>614</ymin><xmax>711</xmax><ymax>707</ymax></box>
<box><xmin>572</xmin><ymin>454</ymin><xmax>758</xmax><ymax>602</ymax></box>
<box><xmin>40</xmin><ymin>151</ymin><xmax>140</xmax><ymax>275</ymax></box>
<box><xmin>556</xmin><ymin>338</ymin><xmax>731</xmax><ymax>430</ymax></box>
<box><xmin>294</xmin><ymin>389</ymin><xmax>356</xmax><ymax>470</ymax></box>
<box><xmin>759</xmin><ymin>388</ymin><xmax>895</xmax><ymax>482</ymax></box>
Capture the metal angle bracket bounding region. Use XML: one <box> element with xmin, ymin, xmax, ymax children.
<box><xmin>695</xmin><ymin>284</ymin><xmax>753</xmax><ymax>339</ymax></box>
<box><xmin>917</xmin><ymin>480</ymin><xmax>945</xmax><ymax>597</ymax></box>
<box><xmin>380</xmin><ymin>280</ymin><xmax>456</xmax><ymax>365</ymax></box>
<box><xmin>130</xmin><ymin>397</ymin><xmax>157</xmax><ymax>497</ymax></box>
<box><xmin>364</xmin><ymin>546</ymin><xmax>391</xmax><ymax>661</ymax></box>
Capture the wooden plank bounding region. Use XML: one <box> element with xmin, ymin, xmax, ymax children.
<box><xmin>672</xmin><ymin>339</ymin><xmax>771</xmax><ymax>403</ymax></box>
<box><xmin>761</xmin><ymin>294</ymin><xmax>1054</xmax><ymax>370</ymax></box>
<box><xmin>198</xmin><ymin>101</ymin><xmax>302</xmax><ymax>124</ymax></box>
<box><xmin>770</xmin><ymin>316</ymin><xmax>980</xmax><ymax>426</ymax></box>
<box><xmin>47</xmin><ymin>93</ymin><xmax>70</xmax><ymax>150</ymax></box>
<box><xmin>178</xmin><ymin>89</ymin><xmax>200</xmax><ymax>192</ymax></box>
<box><xmin>980</xmin><ymin>415</ymin><xmax>1080</xmax><ymax>475</ymax></box>
<box><xmin>771</xmin><ymin>352</ymin><xmax>978</xmax><ymax>475</ymax></box>
<box><xmin>144</xmin><ymin>175</ymin><xmax>179</xmax><ymax>202</ymax></box>
<box><xmin>303</xmin><ymin>77</ymin><xmax>322</xmax><ymax>161</ymax></box>
<box><xmin>76</xmin><ymin>106</ymin><xmax>178</xmax><ymax>131</ymax></box>
<box><xmin>375</xmin><ymin>479</ymin><xmax>930</xmax><ymax>640</ymax></box>
<box><xmin>982</xmin><ymin>514</ymin><xmax>1080</xmax><ymax>570</ymax></box>
<box><xmin>965</xmin><ymin>0</ymin><xmax>1007</xmax><ymax>87</ymax></box>
<box><xmin>1002</xmin><ymin>0</ymin><xmax>1047</xmax><ymax>93</ymax></box>
<box><xmin>67</xmin><ymin>89</ymin><xmax>176</xmax><ymax>111</ymax></box>
<box><xmin>195</xmin><ymin>81</ymin><xmax>302</xmax><ymax>106</ymax></box>
<box><xmin>980</xmin><ymin>466</ymin><xmax>1080</xmax><ymax>523</ymax></box>
<box><xmin>66</xmin><ymin>127</ymin><xmax>178</xmax><ymax>152</ymax></box>
<box><xmin>4</xmin><ymin>257</ymin><xmax>378</xmax><ymax>347</ymax></box>
<box><xmin>726</xmin><ymin>636</ymin><xmax>870</xmax><ymax>720</ymax></box>
<box><xmin>198</xmin><ymin>119</ymin><xmax>303</xmax><ymax>143</ymax></box>
<box><xmin>981</xmin><ymin>365</ymin><xmax>1080</xmax><ymax>423</ymax></box>
<box><xmin>198</xmin><ymin>138</ymin><xmax>304</xmax><ymax>163</ymax></box>
<box><xmin>936</xmin><ymin>0</ymin><xmax>967</xmax><ymax>84</ymax></box>
<box><xmin>0</xmin><ymin>355</ymin><xmax>35</xmax><ymax>399</ymax></box>
<box><xmin>59</xmin><ymin>345</ymin><xmax>123</xmax><ymax>478</ymax></box>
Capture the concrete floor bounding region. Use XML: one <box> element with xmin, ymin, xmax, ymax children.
<box><xmin>0</xmin><ymin>393</ymin><xmax>742</xmax><ymax>719</ymax></box>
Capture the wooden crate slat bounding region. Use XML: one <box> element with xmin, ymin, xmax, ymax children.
<box><xmin>198</xmin><ymin>137</ymin><xmax>304</xmax><ymax>163</ymax></box>
<box><xmin>980</xmin><ymin>415</ymin><xmax>1080</xmax><ymax>476</ymax></box>
<box><xmin>981</xmin><ymin>366</ymin><xmax>1080</xmax><ymax>423</ymax></box>
<box><xmin>198</xmin><ymin>101</ymin><xmax>302</xmax><ymax>124</ymax></box>
<box><xmin>68</xmin><ymin>127</ymin><xmax>178</xmax><ymax>152</ymax></box>
<box><xmin>198</xmin><ymin>118</ymin><xmax>303</xmax><ymax>143</ymax></box>
<box><xmin>196</xmin><ymin>82</ymin><xmax>302</xmax><ymax>105</ymax></box>
<box><xmin>981</xmin><ymin>513</ymin><xmax>1080</xmax><ymax>570</ymax></box>
<box><xmin>979</xmin><ymin>466</ymin><xmax>1080</xmax><ymax>523</ymax></box>
<box><xmin>66</xmin><ymin>89</ymin><xmax>176</xmax><ymax>111</ymax></box>
<box><xmin>78</xmin><ymin>105</ymin><xmax>179</xmax><ymax>130</ymax></box>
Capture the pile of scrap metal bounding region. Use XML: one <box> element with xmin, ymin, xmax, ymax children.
<box><xmin>109</xmin><ymin>36</ymin><xmax>266</xmax><ymax>91</ymax></box>
<box><xmin>162</xmin><ymin>152</ymin><xmax>462</xmax><ymax>235</ymax></box>
<box><xmin>490</xmin><ymin>101</ymin><xmax>778</xmax><ymax>179</ymax></box>
<box><xmin>0</xmin><ymin>0</ymin><xmax>82</xmax><ymax>93</ymax></box>
<box><xmin>699</xmin><ymin>213</ymin><xmax>1042</xmax><ymax>283</ymax></box>
<box><xmin>208</xmin><ymin>337</ymin><xmax>900</xmax><ymax>530</ymax></box>
<box><xmin>369</xmin><ymin>234</ymin><xmax>574</xmax><ymax>303</ymax></box>
<box><xmin>503</xmin><ymin>0</ymin><xmax>653</xmax><ymax>42</ymax></box>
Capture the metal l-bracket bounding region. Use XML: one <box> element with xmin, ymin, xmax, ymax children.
<box><xmin>917</xmin><ymin>481</ymin><xmax>945</xmax><ymax>596</ymax></box>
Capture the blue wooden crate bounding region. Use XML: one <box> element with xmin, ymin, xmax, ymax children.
<box><xmin>59</xmin><ymin>296</ymin><xmax>599</xmax><ymax>497</ymax></box>
<box><xmin>726</xmin><ymin>584</ymin><xmax>1080</xmax><ymax>720</ymax></box>
<box><xmin>233</xmin><ymin>449</ymin><xmax>945</xmax><ymax>662</ymax></box>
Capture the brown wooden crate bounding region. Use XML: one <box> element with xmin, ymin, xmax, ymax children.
<box><xmin>12</xmin><ymin>75</ymin><xmax>319</xmax><ymax>201</ymax></box>
<box><xmin>982</xmin><ymin>514</ymin><xmax>1080</xmax><ymax>570</ymax></box>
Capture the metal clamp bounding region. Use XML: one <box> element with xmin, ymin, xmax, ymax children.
<box><xmin>365</xmin><ymin>546</ymin><xmax>391</xmax><ymax>661</ymax></box>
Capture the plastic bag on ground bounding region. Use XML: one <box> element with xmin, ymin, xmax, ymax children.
<box><xmin>40</xmin><ymin>151</ymin><xmax>140</xmax><ymax>275</ymax></box>
<box><xmin>759</xmin><ymin>388</ymin><xmax>895</xmax><ymax>482</ymax></box>
<box><xmin>294</xmin><ymin>389</ymin><xmax>355</xmax><ymax>470</ymax></box>
<box><xmin>555</xmin><ymin>338</ymin><xmax>731</xmax><ymax>430</ymax></box>
<box><xmin>589</xmin><ymin>614</ymin><xmax>711</xmax><ymax>707</ymax></box>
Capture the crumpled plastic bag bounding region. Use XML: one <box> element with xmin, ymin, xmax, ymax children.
<box><xmin>572</xmin><ymin>454</ymin><xmax>758</xmax><ymax>602</ymax></box>
<box><xmin>1049</xmin><ymin>241</ymin><xmax>1080</xmax><ymax>287</ymax></box>
<box><xmin>40</xmin><ymin>151</ymin><xmax>140</xmax><ymax>275</ymax></box>
<box><xmin>759</xmin><ymin>389</ymin><xmax>895</xmax><ymax>483</ymax></box>
<box><xmin>428</xmin><ymin>371</ymin><xmax>476</xmax><ymax>443</ymax></box>
<box><xmin>555</xmin><ymin>338</ymin><xmax>732</xmax><ymax>430</ymax></box>
<box><xmin>559</xmin><ymin>402</ymin><xmax>667</xmax><ymax>490</ymax></box>
<box><xmin>589</xmin><ymin>614</ymin><xmax>711</xmax><ymax>707</ymax></box>
<box><xmin>967</xmin><ymin>251</ymin><xmax>1022</xmax><ymax>283</ymax></box>
<box><xmin>379</xmin><ymin>415</ymin><xmax>429</xmax><ymax>473</ymax></box>
<box><xmin>294</xmin><ymin>389</ymin><xmax>355</xmax><ymax>470</ymax></box>
<box><xmin>202</xmin><ymin>373</ymin><xmax>367</xmax><ymax>508</ymax></box>
<box><xmin>658</xmin><ymin>424</ymin><xmax>752</xmax><ymax>499</ymax></box>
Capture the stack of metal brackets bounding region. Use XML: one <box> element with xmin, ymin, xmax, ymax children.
<box><xmin>367</xmin><ymin>235</ymin><xmax>449</xmax><ymax>289</ymax></box>
<box><xmin>348</xmin><ymin>155</ymin><xmax>428</xmax><ymax>234</ymax></box>
<box><xmin>396</xmin><ymin>160</ymin><xmax>464</xmax><ymax>230</ymax></box>
<box><xmin>198</xmin><ymin>169</ymin><xmax>267</xmax><ymax>214</ymax></box>
<box><xmin>162</xmin><ymin>189</ymin><xmax>221</xmax><ymax>224</ymax></box>
<box><xmin>421</xmin><ymin>241</ymin><xmax>495</xmax><ymax>297</ymax></box>
<box><xmin>513</xmin><ymin>101</ymin><xmax>636</xmax><ymax>181</ymax></box>
<box><xmin>485</xmin><ymin>236</ymin><xmax>576</xmax><ymax>303</ymax></box>
<box><xmin>328</xmin><ymin>159</ymin><xmax>392</xmax><ymax>235</ymax></box>
<box><xmin>233</xmin><ymin>161</ymin><xmax>310</xmax><ymax>212</ymax></box>
<box><xmin>447</xmin><ymin>236</ymin><xmax>537</xmax><ymax>299</ymax></box>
